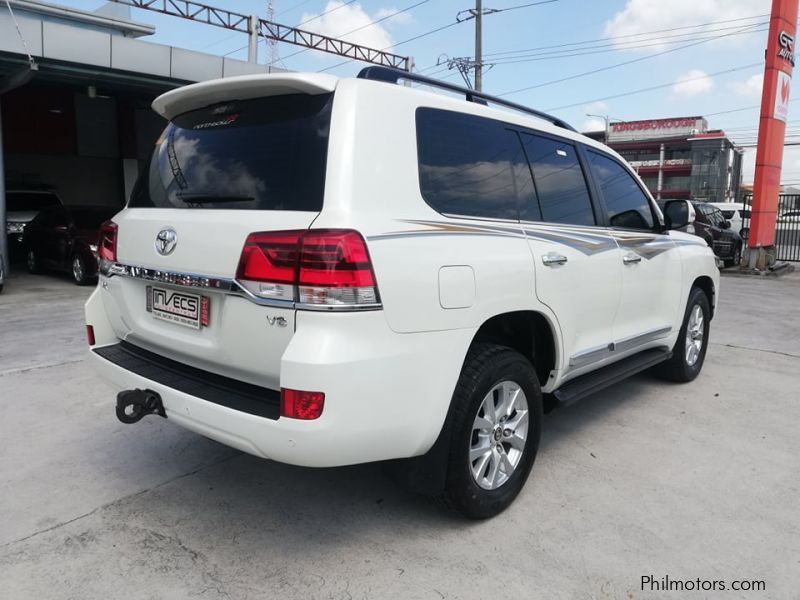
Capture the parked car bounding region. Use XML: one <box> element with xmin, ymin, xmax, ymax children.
<box><xmin>85</xmin><ymin>69</ymin><xmax>719</xmax><ymax>519</ymax></box>
<box><xmin>24</xmin><ymin>205</ymin><xmax>118</xmax><ymax>284</ymax></box>
<box><xmin>708</xmin><ymin>201</ymin><xmax>750</xmax><ymax>239</ymax></box>
<box><xmin>690</xmin><ymin>202</ymin><xmax>743</xmax><ymax>267</ymax></box>
<box><xmin>5</xmin><ymin>190</ymin><xmax>63</xmax><ymax>259</ymax></box>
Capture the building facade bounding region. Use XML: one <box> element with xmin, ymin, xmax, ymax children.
<box><xmin>585</xmin><ymin>117</ymin><xmax>743</xmax><ymax>203</ymax></box>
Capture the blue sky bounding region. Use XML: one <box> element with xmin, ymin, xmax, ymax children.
<box><xmin>55</xmin><ymin>0</ymin><xmax>788</xmax><ymax>182</ymax></box>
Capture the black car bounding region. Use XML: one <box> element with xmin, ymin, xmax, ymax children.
<box><xmin>23</xmin><ymin>205</ymin><xmax>118</xmax><ymax>284</ymax></box>
<box><xmin>690</xmin><ymin>201</ymin><xmax>743</xmax><ymax>267</ymax></box>
<box><xmin>5</xmin><ymin>190</ymin><xmax>63</xmax><ymax>260</ymax></box>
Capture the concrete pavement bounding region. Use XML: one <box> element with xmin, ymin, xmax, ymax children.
<box><xmin>1</xmin><ymin>270</ymin><xmax>798</xmax><ymax>599</ymax></box>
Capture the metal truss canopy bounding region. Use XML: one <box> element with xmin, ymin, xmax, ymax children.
<box><xmin>109</xmin><ymin>0</ymin><xmax>411</xmax><ymax>70</ymax></box>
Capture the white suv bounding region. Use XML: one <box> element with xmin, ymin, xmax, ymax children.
<box><xmin>85</xmin><ymin>68</ymin><xmax>719</xmax><ymax>518</ymax></box>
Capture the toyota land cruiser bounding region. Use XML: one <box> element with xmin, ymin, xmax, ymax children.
<box><xmin>85</xmin><ymin>68</ymin><xmax>718</xmax><ymax>518</ymax></box>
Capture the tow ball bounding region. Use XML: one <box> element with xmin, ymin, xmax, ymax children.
<box><xmin>116</xmin><ymin>389</ymin><xmax>166</xmax><ymax>424</ymax></box>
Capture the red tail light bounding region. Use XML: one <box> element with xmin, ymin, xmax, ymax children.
<box><xmin>86</xmin><ymin>325</ymin><xmax>96</xmax><ymax>346</ymax></box>
<box><xmin>99</xmin><ymin>221</ymin><xmax>118</xmax><ymax>263</ymax></box>
<box><xmin>236</xmin><ymin>229</ymin><xmax>379</xmax><ymax>307</ymax></box>
<box><xmin>281</xmin><ymin>388</ymin><xmax>325</xmax><ymax>420</ymax></box>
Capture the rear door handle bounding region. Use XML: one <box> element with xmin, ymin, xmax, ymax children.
<box><xmin>623</xmin><ymin>253</ymin><xmax>642</xmax><ymax>265</ymax></box>
<box><xmin>542</xmin><ymin>253</ymin><xmax>568</xmax><ymax>266</ymax></box>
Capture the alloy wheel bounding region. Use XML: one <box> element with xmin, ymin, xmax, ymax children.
<box><xmin>685</xmin><ymin>304</ymin><xmax>704</xmax><ymax>367</ymax></box>
<box><xmin>72</xmin><ymin>256</ymin><xmax>84</xmax><ymax>283</ymax></box>
<box><xmin>469</xmin><ymin>381</ymin><xmax>529</xmax><ymax>490</ymax></box>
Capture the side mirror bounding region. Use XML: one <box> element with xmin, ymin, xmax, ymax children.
<box><xmin>663</xmin><ymin>200</ymin><xmax>695</xmax><ymax>230</ymax></box>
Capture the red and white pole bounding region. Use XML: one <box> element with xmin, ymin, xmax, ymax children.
<box><xmin>749</xmin><ymin>0</ymin><xmax>799</xmax><ymax>267</ymax></box>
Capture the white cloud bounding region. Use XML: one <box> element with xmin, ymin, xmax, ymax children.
<box><xmin>604</xmin><ymin>0</ymin><xmax>771</xmax><ymax>51</ymax></box>
<box><xmin>730</xmin><ymin>73</ymin><xmax>764</xmax><ymax>98</ymax></box>
<box><xmin>673</xmin><ymin>69</ymin><xmax>714</xmax><ymax>96</ymax></box>
<box><xmin>582</xmin><ymin>117</ymin><xmax>606</xmax><ymax>132</ymax></box>
<box><xmin>298</xmin><ymin>1</ymin><xmax>405</xmax><ymax>50</ymax></box>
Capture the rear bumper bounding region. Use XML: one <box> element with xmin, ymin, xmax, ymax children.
<box><xmin>86</xmin><ymin>288</ymin><xmax>475</xmax><ymax>467</ymax></box>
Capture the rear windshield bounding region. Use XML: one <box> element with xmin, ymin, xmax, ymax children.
<box><xmin>8</xmin><ymin>192</ymin><xmax>60</xmax><ymax>212</ymax></box>
<box><xmin>71</xmin><ymin>208</ymin><xmax>117</xmax><ymax>229</ymax></box>
<box><xmin>129</xmin><ymin>93</ymin><xmax>333</xmax><ymax>211</ymax></box>
<box><xmin>720</xmin><ymin>210</ymin><xmax>735</xmax><ymax>219</ymax></box>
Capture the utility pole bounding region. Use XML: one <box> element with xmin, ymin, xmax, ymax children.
<box><xmin>474</xmin><ymin>0</ymin><xmax>483</xmax><ymax>91</ymax></box>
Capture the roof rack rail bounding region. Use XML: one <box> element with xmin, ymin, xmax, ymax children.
<box><xmin>357</xmin><ymin>66</ymin><xmax>576</xmax><ymax>132</ymax></box>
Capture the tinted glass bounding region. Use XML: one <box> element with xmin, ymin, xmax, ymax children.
<box><xmin>742</xmin><ymin>210</ymin><xmax>751</xmax><ymax>219</ymax></box>
<box><xmin>416</xmin><ymin>108</ymin><xmax>531</xmax><ymax>220</ymax></box>
<box><xmin>720</xmin><ymin>210</ymin><xmax>735</xmax><ymax>219</ymax></box>
<box><xmin>7</xmin><ymin>192</ymin><xmax>60</xmax><ymax>212</ymax></box>
<box><xmin>520</xmin><ymin>133</ymin><xmax>595</xmax><ymax>226</ymax></box>
<box><xmin>130</xmin><ymin>94</ymin><xmax>332</xmax><ymax>211</ymax></box>
<box><xmin>588</xmin><ymin>151</ymin><xmax>654</xmax><ymax>230</ymax></box>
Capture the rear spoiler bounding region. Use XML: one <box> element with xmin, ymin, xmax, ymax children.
<box><xmin>152</xmin><ymin>73</ymin><xmax>338</xmax><ymax>120</ymax></box>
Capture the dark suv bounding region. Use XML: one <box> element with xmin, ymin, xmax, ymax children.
<box><xmin>691</xmin><ymin>202</ymin><xmax>743</xmax><ymax>267</ymax></box>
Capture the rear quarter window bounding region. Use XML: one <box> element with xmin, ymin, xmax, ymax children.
<box><xmin>130</xmin><ymin>93</ymin><xmax>333</xmax><ymax>211</ymax></box>
<box><xmin>415</xmin><ymin>108</ymin><xmax>531</xmax><ymax>221</ymax></box>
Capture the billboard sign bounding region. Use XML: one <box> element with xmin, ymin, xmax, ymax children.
<box><xmin>608</xmin><ymin>117</ymin><xmax>707</xmax><ymax>142</ymax></box>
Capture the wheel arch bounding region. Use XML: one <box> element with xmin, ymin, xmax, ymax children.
<box><xmin>469</xmin><ymin>310</ymin><xmax>558</xmax><ymax>389</ymax></box>
<box><xmin>692</xmin><ymin>275</ymin><xmax>716</xmax><ymax>319</ymax></box>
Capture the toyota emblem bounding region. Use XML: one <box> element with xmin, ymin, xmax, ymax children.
<box><xmin>155</xmin><ymin>228</ymin><xmax>177</xmax><ymax>256</ymax></box>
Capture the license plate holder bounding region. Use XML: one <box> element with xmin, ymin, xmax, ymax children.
<box><xmin>146</xmin><ymin>286</ymin><xmax>207</xmax><ymax>329</ymax></box>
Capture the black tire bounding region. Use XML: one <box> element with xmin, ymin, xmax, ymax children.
<box><xmin>26</xmin><ymin>249</ymin><xmax>40</xmax><ymax>274</ymax></box>
<box><xmin>438</xmin><ymin>343</ymin><xmax>542</xmax><ymax>519</ymax></box>
<box><xmin>724</xmin><ymin>243</ymin><xmax>741</xmax><ymax>268</ymax></box>
<box><xmin>654</xmin><ymin>287</ymin><xmax>711</xmax><ymax>383</ymax></box>
<box><xmin>71</xmin><ymin>254</ymin><xmax>90</xmax><ymax>285</ymax></box>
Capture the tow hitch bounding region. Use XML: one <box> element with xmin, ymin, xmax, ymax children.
<box><xmin>116</xmin><ymin>389</ymin><xmax>166</xmax><ymax>424</ymax></box>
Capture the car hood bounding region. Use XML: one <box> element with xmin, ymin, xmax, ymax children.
<box><xmin>6</xmin><ymin>210</ymin><xmax>39</xmax><ymax>223</ymax></box>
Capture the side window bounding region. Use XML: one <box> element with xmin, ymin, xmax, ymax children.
<box><xmin>416</xmin><ymin>108</ymin><xmax>530</xmax><ymax>220</ymax></box>
<box><xmin>587</xmin><ymin>151</ymin><xmax>655</xmax><ymax>230</ymax></box>
<box><xmin>694</xmin><ymin>205</ymin><xmax>709</xmax><ymax>224</ymax></box>
<box><xmin>519</xmin><ymin>133</ymin><xmax>595</xmax><ymax>226</ymax></box>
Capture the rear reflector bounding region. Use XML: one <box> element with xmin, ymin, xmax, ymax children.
<box><xmin>280</xmin><ymin>388</ymin><xmax>325</xmax><ymax>420</ymax></box>
<box><xmin>200</xmin><ymin>296</ymin><xmax>210</xmax><ymax>327</ymax></box>
<box><xmin>86</xmin><ymin>325</ymin><xmax>96</xmax><ymax>346</ymax></box>
<box><xmin>236</xmin><ymin>229</ymin><xmax>379</xmax><ymax>308</ymax></box>
<box><xmin>99</xmin><ymin>221</ymin><xmax>118</xmax><ymax>263</ymax></box>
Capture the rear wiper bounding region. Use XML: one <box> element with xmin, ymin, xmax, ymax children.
<box><xmin>176</xmin><ymin>194</ymin><xmax>255</xmax><ymax>204</ymax></box>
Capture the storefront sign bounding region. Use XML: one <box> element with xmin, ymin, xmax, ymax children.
<box><xmin>778</xmin><ymin>30</ymin><xmax>795</xmax><ymax>66</ymax></box>
<box><xmin>608</xmin><ymin>117</ymin><xmax>707</xmax><ymax>142</ymax></box>
<box><xmin>628</xmin><ymin>158</ymin><xmax>692</xmax><ymax>168</ymax></box>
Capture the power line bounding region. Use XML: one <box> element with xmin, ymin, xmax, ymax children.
<box><xmin>296</xmin><ymin>0</ymin><xmax>357</xmax><ymax>28</ymax></box>
<box><xmin>489</xmin><ymin>26</ymin><xmax>767</xmax><ymax>65</ymax></box>
<box><xmin>546</xmin><ymin>62</ymin><xmax>762</xmax><ymax>111</ymax></box>
<box><xmin>319</xmin><ymin>0</ymin><xmax>557</xmax><ymax>75</ymax></box>
<box><xmin>482</xmin><ymin>14</ymin><xmax>768</xmax><ymax>59</ymax></box>
<box><xmin>499</xmin><ymin>21</ymin><xmax>766</xmax><ymax>96</ymax></box>
<box><xmin>281</xmin><ymin>0</ymin><xmax>430</xmax><ymax>63</ymax></box>
<box><xmin>318</xmin><ymin>15</ymin><xmax>462</xmax><ymax>73</ymax></box>
<box><xmin>277</xmin><ymin>0</ymin><xmax>317</xmax><ymax>17</ymax></box>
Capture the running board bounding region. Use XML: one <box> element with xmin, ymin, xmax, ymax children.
<box><xmin>553</xmin><ymin>348</ymin><xmax>672</xmax><ymax>406</ymax></box>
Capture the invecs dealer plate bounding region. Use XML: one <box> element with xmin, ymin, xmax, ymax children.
<box><xmin>146</xmin><ymin>285</ymin><xmax>204</xmax><ymax>329</ymax></box>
